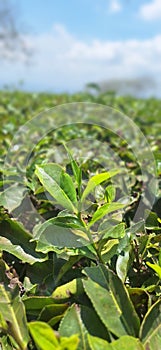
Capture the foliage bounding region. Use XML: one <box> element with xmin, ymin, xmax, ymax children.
<box><xmin>0</xmin><ymin>90</ymin><xmax>161</xmax><ymax>349</ymax></box>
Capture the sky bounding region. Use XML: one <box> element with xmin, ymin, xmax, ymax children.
<box><xmin>0</xmin><ymin>0</ymin><xmax>161</xmax><ymax>96</ymax></box>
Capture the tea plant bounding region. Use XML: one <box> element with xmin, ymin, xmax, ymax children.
<box><xmin>0</xmin><ymin>91</ymin><xmax>161</xmax><ymax>349</ymax></box>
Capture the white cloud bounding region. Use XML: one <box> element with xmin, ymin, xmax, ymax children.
<box><xmin>109</xmin><ymin>0</ymin><xmax>122</xmax><ymax>13</ymax></box>
<box><xmin>0</xmin><ymin>23</ymin><xmax>161</xmax><ymax>95</ymax></box>
<box><xmin>139</xmin><ymin>0</ymin><xmax>161</xmax><ymax>20</ymax></box>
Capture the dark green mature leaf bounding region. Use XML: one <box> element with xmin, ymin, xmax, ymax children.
<box><xmin>80</xmin><ymin>305</ymin><xmax>111</xmax><ymax>341</ymax></box>
<box><xmin>24</xmin><ymin>296</ymin><xmax>65</xmax><ymax>317</ymax></box>
<box><xmin>0</xmin><ymin>218</ymin><xmax>46</xmax><ymax>264</ymax></box>
<box><xmin>33</xmin><ymin>218</ymin><xmax>89</xmax><ymax>252</ymax></box>
<box><xmin>83</xmin><ymin>265</ymin><xmax>140</xmax><ymax>337</ymax></box>
<box><xmin>59</xmin><ymin>304</ymin><xmax>89</xmax><ymax>350</ymax></box>
<box><xmin>0</xmin><ymin>184</ymin><xmax>25</xmax><ymax>212</ymax></box>
<box><xmin>140</xmin><ymin>299</ymin><xmax>161</xmax><ymax>349</ymax></box>
<box><xmin>81</xmin><ymin>169</ymin><xmax>119</xmax><ymax>202</ymax></box>
<box><xmin>0</xmin><ymin>285</ymin><xmax>29</xmax><ymax>350</ymax></box>
<box><xmin>35</xmin><ymin>164</ymin><xmax>77</xmax><ymax>212</ymax></box>
<box><xmin>55</xmin><ymin>256</ymin><xmax>82</xmax><ymax>284</ymax></box>
<box><xmin>38</xmin><ymin>304</ymin><xmax>68</xmax><ymax>322</ymax></box>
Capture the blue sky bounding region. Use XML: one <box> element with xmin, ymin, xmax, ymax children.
<box><xmin>1</xmin><ymin>0</ymin><xmax>161</xmax><ymax>95</ymax></box>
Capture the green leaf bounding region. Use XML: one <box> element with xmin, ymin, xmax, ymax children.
<box><xmin>28</xmin><ymin>321</ymin><xmax>59</xmax><ymax>349</ymax></box>
<box><xmin>146</xmin><ymin>262</ymin><xmax>161</xmax><ymax>279</ymax></box>
<box><xmin>55</xmin><ymin>256</ymin><xmax>82</xmax><ymax>284</ymax></box>
<box><xmin>116</xmin><ymin>248</ymin><xmax>130</xmax><ymax>282</ymax></box>
<box><xmin>88</xmin><ymin>334</ymin><xmax>111</xmax><ymax>350</ymax></box>
<box><xmin>88</xmin><ymin>202</ymin><xmax>125</xmax><ymax>227</ymax></box>
<box><xmin>0</xmin><ymin>218</ymin><xmax>46</xmax><ymax>264</ymax></box>
<box><xmin>0</xmin><ymin>184</ymin><xmax>25</xmax><ymax>211</ymax></box>
<box><xmin>33</xmin><ymin>218</ymin><xmax>89</xmax><ymax>252</ymax></box>
<box><xmin>128</xmin><ymin>288</ymin><xmax>150</xmax><ymax>322</ymax></box>
<box><xmin>59</xmin><ymin>304</ymin><xmax>89</xmax><ymax>350</ymax></box>
<box><xmin>0</xmin><ymin>285</ymin><xmax>29</xmax><ymax>350</ymax></box>
<box><xmin>81</xmin><ymin>169</ymin><xmax>119</xmax><ymax>202</ymax></box>
<box><xmin>145</xmin><ymin>210</ymin><xmax>159</xmax><ymax>229</ymax></box>
<box><xmin>83</xmin><ymin>265</ymin><xmax>140</xmax><ymax>337</ymax></box>
<box><xmin>60</xmin><ymin>335</ymin><xmax>79</xmax><ymax>350</ymax></box>
<box><xmin>100</xmin><ymin>222</ymin><xmax>126</xmax><ymax>239</ymax></box>
<box><xmin>24</xmin><ymin>296</ymin><xmax>64</xmax><ymax>317</ymax></box>
<box><xmin>60</xmin><ymin>171</ymin><xmax>78</xmax><ymax>204</ymax></box>
<box><xmin>52</xmin><ymin>278</ymin><xmax>84</xmax><ymax>300</ymax></box>
<box><xmin>38</xmin><ymin>304</ymin><xmax>68</xmax><ymax>322</ymax></box>
<box><xmin>35</xmin><ymin>164</ymin><xmax>77</xmax><ymax>212</ymax></box>
<box><xmin>88</xmin><ymin>334</ymin><xmax>144</xmax><ymax>350</ymax></box>
<box><xmin>105</xmin><ymin>184</ymin><xmax>116</xmax><ymax>203</ymax></box>
<box><xmin>140</xmin><ymin>299</ymin><xmax>161</xmax><ymax>349</ymax></box>
<box><xmin>80</xmin><ymin>305</ymin><xmax>110</xmax><ymax>342</ymax></box>
<box><xmin>101</xmin><ymin>239</ymin><xmax>119</xmax><ymax>262</ymax></box>
<box><xmin>63</xmin><ymin>143</ymin><xmax>82</xmax><ymax>190</ymax></box>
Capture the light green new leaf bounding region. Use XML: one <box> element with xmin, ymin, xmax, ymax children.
<box><xmin>52</xmin><ymin>278</ymin><xmax>84</xmax><ymax>300</ymax></box>
<box><xmin>88</xmin><ymin>334</ymin><xmax>111</xmax><ymax>350</ymax></box>
<box><xmin>105</xmin><ymin>184</ymin><xmax>116</xmax><ymax>203</ymax></box>
<box><xmin>60</xmin><ymin>335</ymin><xmax>79</xmax><ymax>350</ymax></box>
<box><xmin>28</xmin><ymin>321</ymin><xmax>59</xmax><ymax>349</ymax></box>
<box><xmin>35</xmin><ymin>164</ymin><xmax>77</xmax><ymax>212</ymax></box>
<box><xmin>59</xmin><ymin>304</ymin><xmax>89</xmax><ymax>350</ymax></box>
<box><xmin>100</xmin><ymin>222</ymin><xmax>125</xmax><ymax>239</ymax></box>
<box><xmin>140</xmin><ymin>299</ymin><xmax>161</xmax><ymax>349</ymax></box>
<box><xmin>146</xmin><ymin>262</ymin><xmax>161</xmax><ymax>279</ymax></box>
<box><xmin>88</xmin><ymin>334</ymin><xmax>144</xmax><ymax>350</ymax></box>
<box><xmin>0</xmin><ymin>285</ymin><xmax>29</xmax><ymax>350</ymax></box>
<box><xmin>63</xmin><ymin>143</ymin><xmax>82</xmax><ymax>188</ymax></box>
<box><xmin>88</xmin><ymin>202</ymin><xmax>125</xmax><ymax>227</ymax></box>
<box><xmin>81</xmin><ymin>169</ymin><xmax>119</xmax><ymax>202</ymax></box>
<box><xmin>60</xmin><ymin>171</ymin><xmax>78</xmax><ymax>204</ymax></box>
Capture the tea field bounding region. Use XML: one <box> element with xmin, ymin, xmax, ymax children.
<box><xmin>0</xmin><ymin>90</ymin><xmax>161</xmax><ymax>349</ymax></box>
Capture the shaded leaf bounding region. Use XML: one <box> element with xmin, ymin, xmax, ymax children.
<box><xmin>0</xmin><ymin>218</ymin><xmax>46</xmax><ymax>264</ymax></box>
<box><xmin>146</xmin><ymin>262</ymin><xmax>161</xmax><ymax>279</ymax></box>
<box><xmin>140</xmin><ymin>299</ymin><xmax>161</xmax><ymax>349</ymax></box>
